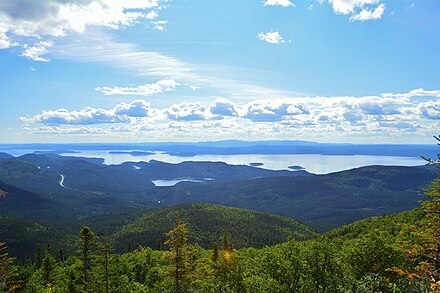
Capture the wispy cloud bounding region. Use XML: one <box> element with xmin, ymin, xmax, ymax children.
<box><xmin>51</xmin><ymin>32</ymin><xmax>301</xmax><ymax>99</ymax></box>
<box><xmin>152</xmin><ymin>20</ymin><xmax>169</xmax><ymax>31</ymax></box>
<box><xmin>21</xmin><ymin>41</ymin><xmax>54</xmax><ymax>62</ymax></box>
<box><xmin>96</xmin><ymin>80</ymin><xmax>181</xmax><ymax>96</ymax></box>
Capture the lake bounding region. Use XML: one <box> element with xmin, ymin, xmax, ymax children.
<box><xmin>1</xmin><ymin>148</ymin><xmax>425</xmax><ymax>174</ymax></box>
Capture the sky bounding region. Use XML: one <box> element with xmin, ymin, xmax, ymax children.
<box><xmin>0</xmin><ymin>0</ymin><xmax>439</xmax><ymax>144</ymax></box>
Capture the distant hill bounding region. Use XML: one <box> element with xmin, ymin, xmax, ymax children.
<box><xmin>148</xmin><ymin>165</ymin><xmax>437</xmax><ymax>231</ymax></box>
<box><xmin>0</xmin><ymin>153</ymin><xmax>308</xmax><ymax>220</ymax></box>
<box><xmin>112</xmin><ymin>203</ymin><xmax>317</xmax><ymax>251</ymax></box>
<box><xmin>1</xmin><ymin>204</ymin><xmax>317</xmax><ymax>260</ymax></box>
<box><xmin>0</xmin><ymin>153</ymin><xmax>436</xmax><ymax>232</ymax></box>
<box><xmin>0</xmin><ymin>180</ymin><xmax>62</xmax><ymax>221</ymax></box>
<box><xmin>0</xmin><ymin>217</ymin><xmax>75</xmax><ymax>260</ymax></box>
<box><xmin>0</xmin><ymin>152</ymin><xmax>14</xmax><ymax>161</ymax></box>
<box><xmin>322</xmin><ymin>208</ymin><xmax>423</xmax><ymax>241</ymax></box>
<box><xmin>2</xmin><ymin>141</ymin><xmax>437</xmax><ymax>157</ymax></box>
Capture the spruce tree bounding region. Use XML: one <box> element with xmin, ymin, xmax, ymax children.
<box><xmin>78</xmin><ymin>226</ymin><xmax>98</xmax><ymax>293</ymax></box>
<box><xmin>165</xmin><ymin>214</ymin><xmax>188</xmax><ymax>293</ymax></box>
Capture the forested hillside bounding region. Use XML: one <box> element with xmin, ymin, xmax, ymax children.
<box><xmin>0</xmin><ymin>204</ymin><xmax>316</xmax><ymax>260</ymax></box>
<box><xmin>1</xmin><ymin>154</ymin><xmax>435</xmax><ymax>231</ymax></box>
<box><xmin>112</xmin><ymin>203</ymin><xmax>317</xmax><ymax>251</ymax></box>
<box><xmin>0</xmin><ymin>202</ymin><xmax>436</xmax><ymax>292</ymax></box>
<box><xmin>151</xmin><ymin>165</ymin><xmax>437</xmax><ymax>231</ymax></box>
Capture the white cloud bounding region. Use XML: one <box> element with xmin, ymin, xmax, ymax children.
<box><xmin>146</xmin><ymin>10</ymin><xmax>159</xmax><ymax>20</ymax></box>
<box><xmin>264</xmin><ymin>0</ymin><xmax>295</xmax><ymax>7</ymax></box>
<box><xmin>0</xmin><ymin>27</ymin><xmax>17</xmax><ymax>49</ymax></box>
<box><xmin>96</xmin><ymin>80</ymin><xmax>180</xmax><ymax>96</ymax></box>
<box><xmin>0</xmin><ymin>0</ymin><xmax>168</xmax><ymax>57</ymax></box>
<box><xmin>21</xmin><ymin>41</ymin><xmax>54</xmax><ymax>62</ymax></box>
<box><xmin>114</xmin><ymin>100</ymin><xmax>157</xmax><ymax>118</ymax></box>
<box><xmin>165</xmin><ymin>102</ymin><xmax>206</xmax><ymax>121</ymax></box>
<box><xmin>30</xmin><ymin>126</ymin><xmax>106</xmax><ymax>135</ymax></box>
<box><xmin>257</xmin><ymin>32</ymin><xmax>286</xmax><ymax>44</ymax></box>
<box><xmin>382</xmin><ymin>88</ymin><xmax>440</xmax><ymax>99</ymax></box>
<box><xmin>20</xmin><ymin>108</ymin><xmax>124</xmax><ymax>125</ymax></box>
<box><xmin>208</xmin><ymin>98</ymin><xmax>239</xmax><ymax>117</ymax></box>
<box><xmin>350</xmin><ymin>3</ymin><xmax>385</xmax><ymax>21</ymax></box>
<box><xmin>19</xmin><ymin>99</ymin><xmax>159</xmax><ymax>125</ymax></box>
<box><xmin>53</xmin><ymin>32</ymin><xmax>299</xmax><ymax>99</ymax></box>
<box><xmin>243</xmin><ymin>99</ymin><xmax>309</xmax><ymax>121</ymax></box>
<box><xmin>20</xmin><ymin>89</ymin><xmax>440</xmax><ymax>141</ymax></box>
<box><xmin>328</xmin><ymin>0</ymin><xmax>385</xmax><ymax>21</ymax></box>
<box><xmin>152</xmin><ymin>20</ymin><xmax>168</xmax><ymax>31</ymax></box>
<box><xmin>418</xmin><ymin>101</ymin><xmax>440</xmax><ymax>120</ymax></box>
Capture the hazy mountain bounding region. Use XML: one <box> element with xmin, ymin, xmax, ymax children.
<box><xmin>1</xmin><ymin>141</ymin><xmax>437</xmax><ymax>157</ymax></box>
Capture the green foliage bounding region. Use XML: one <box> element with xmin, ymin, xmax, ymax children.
<box><xmin>0</xmin><ymin>242</ymin><xmax>20</xmax><ymax>291</ymax></box>
<box><xmin>0</xmin><ymin>207</ymin><xmax>433</xmax><ymax>292</ymax></box>
<box><xmin>113</xmin><ymin>203</ymin><xmax>317</xmax><ymax>251</ymax></box>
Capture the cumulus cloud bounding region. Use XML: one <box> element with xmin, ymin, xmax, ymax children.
<box><xmin>243</xmin><ymin>99</ymin><xmax>309</xmax><ymax>122</ymax></box>
<box><xmin>0</xmin><ymin>0</ymin><xmax>168</xmax><ymax>58</ymax></box>
<box><xmin>208</xmin><ymin>98</ymin><xmax>239</xmax><ymax>117</ymax></box>
<box><xmin>19</xmin><ymin>88</ymin><xmax>440</xmax><ymax>141</ymax></box>
<box><xmin>382</xmin><ymin>88</ymin><xmax>440</xmax><ymax>100</ymax></box>
<box><xmin>257</xmin><ymin>32</ymin><xmax>286</xmax><ymax>44</ymax></box>
<box><xmin>20</xmin><ymin>99</ymin><xmax>158</xmax><ymax>125</ymax></box>
<box><xmin>418</xmin><ymin>101</ymin><xmax>440</xmax><ymax>120</ymax></box>
<box><xmin>20</xmin><ymin>107</ymin><xmax>124</xmax><ymax>125</ymax></box>
<box><xmin>264</xmin><ymin>0</ymin><xmax>295</xmax><ymax>7</ymax></box>
<box><xmin>164</xmin><ymin>102</ymin><xmax>206</xmax><ymax>121</ymax></box>
<box><xmin>328</xmin><ymin>0</ymin><xmax>385</xmax><ymax>21</ymax></box>
<box><xmin>96</xmin><ymin>80</ymin><xmax>181</xmax><ymax>96</ymax></box>
<box><xmin>114</xmin><ymin>100</ymin><xmax>157</xmax><ymax>118</ymax></box>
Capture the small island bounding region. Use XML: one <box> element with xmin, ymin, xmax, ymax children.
<box><xmin>288</xmin><ymin>165</ymin><xmax>305</xmax><ymax>170</ymax></box>
<box><xmin>33</xmin><ymin>150</ymin><xmax>80</xmax><ymax>155</ymax></box>
<box><xmin>249</xmin><ymin>162</ymin><xmax>264</xmax><ymax>167</ymax></box>
<box><xmin>109</xmin><ymin>151</ymin><xmax>154</xmax><ymax>156</ymax></box>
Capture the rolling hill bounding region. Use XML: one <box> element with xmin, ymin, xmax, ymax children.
<box><xmin>1</xmin><ymin>203</ymin><xmax>317</xmax><ymax>260</ymax></box>
<box><xmin>147</xmin><ymin>165</ymin><xmax>437</xmax><ymax>231</ymax></box>
<box><xmin>112</xmin><ymin>203</ymin><xmax>318</xmax><ymax>251</ymax></box>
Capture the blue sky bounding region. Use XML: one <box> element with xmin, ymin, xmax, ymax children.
<box><xmin>0</xmin><ymin>0</ymin><xmax>439</xmax><ymax>143</ymax></box>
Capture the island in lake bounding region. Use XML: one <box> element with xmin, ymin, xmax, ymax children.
<box><xmin>33</xmin><ymin>150</ymin><xmax>80</xmax><ymax>155</ymax></box>
<box><xmin>249</xmin><ymin>162</ymin><xmax>264</xmax><ymax>167</ymax></box>
<box><xmin>288</xmin><ymin>165</ymin><xmax>305</xmax><ymax>170</ymax></box>
<box><xmin>109</xmin><ymin>151</ymin><xmax>155</xmax><ymax>156</ymax></box>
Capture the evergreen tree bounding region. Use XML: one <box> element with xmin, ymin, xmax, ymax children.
<box><xmin>101</xmin><ymin>243</ymin><xmax>112</xmax><ymax>293</ymax></box>
<box><xmin>212</xmin><ymin>243</ymin><xmax>219</xmax><ymax>263</ymax></box>
<box><xmin>77</xmin><ymin>226</ymin><xmax>98</xmax><ymax>293</ymax></box>
<box><xmin>165</xmin><ymin>214</ymin><xmax>188</xmax><ymax>293</ymax></box>
<box><xmin>0</xmin><ymin>242</ymin><xmax>20</xmax><ymax>292</ymax></box>
<box><xmin>41</xmin><ymin>245</ymin><xmax>56</xmax><ymax>286</ymax></box>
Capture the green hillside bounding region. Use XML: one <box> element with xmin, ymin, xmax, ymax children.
<box><xmin>152</xmin><ymin>165</ymin><xmax>436</xmax><ymax>231</ymax></box>
<box><xmin>112</xmin><ymin>203</ymin><xmax>318</xmax><ymax>251</ymax></box>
